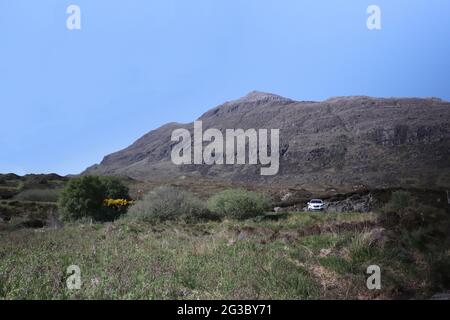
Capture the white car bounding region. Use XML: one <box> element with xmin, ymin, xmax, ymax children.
<box><xmin>307</xmin><ymin>199</ymin><xmax>325</xmax><ymax>211</ymax></box>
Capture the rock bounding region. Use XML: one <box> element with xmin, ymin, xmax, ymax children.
<box><xmin>274</xmin><ymin>207</ymin><xmax>283</xmax><ymax>213</ymax></box>
<box><xmin>281</xmin><ymin>192</ymin><xmax>293</xmax><ymax>202</ymax></box>
<box><xmin>430</xmin><ymin>292</ymin><xmax>450</xmax><ymax>300</ymax></box>
<box><xmin>325</xmin><ymin>193</ymin><xmax>377</xmax><ymax>213</ymax></box>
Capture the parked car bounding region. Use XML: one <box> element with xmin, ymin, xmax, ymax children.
<box><xmin>307</xmin><ymin>199</ymin><xmax>325</xmax><ymax>211</ymax></box>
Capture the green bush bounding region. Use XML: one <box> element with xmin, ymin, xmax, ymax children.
<box><xmin>382</xmin><ymin>190</ymin><xmax>413</xmax><ymax>213</ymax></box>
<box><xmin>14</xmin><ymin>189</ymin><xmax>61</xmax><ymax>202</ymax></box>
<box><xmin>207</xmin><ymin>189</ymin><xmax>270</xmax><ymax>220</ymax></box>
<box><xmin>378</xmin><ymin>190</ymin><xmax>450</xmax><ymax>291</ymax></box>
<box><xmin>101</xmin><ymin>176</ymin><xmax>130</xmax><ymax>199</ymax></box>
<box><xmin>127</xmin><ymin>186</ymin><xmax>210</xmax><ymax>222</ymax></box>
<box><xmin>58</xmin><ymin>176</ymin><xmax>130</xmax><ymax>222</ymax></box>
<box><xmin>379</xmin><ymin>190</ymin><xmax>448</xmax><ymax>232</ymax></box>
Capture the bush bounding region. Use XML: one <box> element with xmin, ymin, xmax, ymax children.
<box><xmin>58</xmin><ymin>176</ymin><xmax>130</xmax><ymax>222</ymax></box>
<box><xmin>207</xmin><ymin>189</ymin><xmax>270</xmax><ymax>220</ymax></box>
<box><xmin>382</xmin><ymin>190</ymin><xmax>413</xmax><ymax>213</ymax></box>
<box><xmin>379</xmin><ymin>190</ymin><xmax>448</xmax><ymax>232</ymax></box>
<box><xmin>14</xmin><ymin>189</ymin><xmax>61</xmax><ymax>202</ymax></box>
<box><xmin>127</xmin><ymin>186</ymin><xmax>210</xmax><ymax>222</ymax></box>
<box><xmin>378</xmin><ymin>190</ymin><xmax>450</xmax><ymax>291</ymax></box>
<box><xmin>101</xmin><ymin>176</ymin><xmax>130</xmax><ymax>199</ymax></box>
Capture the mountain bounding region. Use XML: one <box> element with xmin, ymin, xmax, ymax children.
<box><xmin>84</xmin><ymin>91</ymin><xmax>450</xmax><ymax>192</ymax></box>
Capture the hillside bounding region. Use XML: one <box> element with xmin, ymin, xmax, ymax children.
<box><xmin>84</xmin><ymin>92</ymin><xmax>450</xmax><ymax>192</ymax></box>
<box><xmin>0</xmin><ymin>174</ymin><xmax>66</xmax><ymax>231</ymax></box>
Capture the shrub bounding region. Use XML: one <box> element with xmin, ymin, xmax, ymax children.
<box><xmin>58</xmin><ymin>176</ymin><xmax>130</xmax><ymax>222</ymax></box>
<box><xmin>127</xmin><ymin>186</ymin><xmax>210</xmax><ymax>222</ymax></box>
<box><xmin>379</xmin><ymin>191</ymin><xmax>411</xmax><ymax>229</ymax></box>
<box><xmin>379</xmin><ymin>190</ymin><xmax>448</xmax><ymax>233</ymax></box>
<box><xmin>382</xmin><ymin>190</ymin><xmax>413</xmax><ymax>213</ymax></box>
<box><xmin>378</xmin><ymin>190</ymin><xmax>450</xmax><ymax>291</ymax></box>
<box><xmin>207</xmin><ymin>189</ymin><xmax>270</xmax><ymax>220</ymax></box>
<box><xmin>101</xmin><ymin>176</ymin><xmax>130</xmax><ymax>199</ymax></box>
<box><xmin>14</xmin><ymin>189</ymin><xmax>61</xmax><ymax>202</ymax></box>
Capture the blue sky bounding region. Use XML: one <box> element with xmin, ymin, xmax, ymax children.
<box><xmin>0</xmin><ymin>0</ymin><xmax>449</xmax><ymax>175</ymax></box>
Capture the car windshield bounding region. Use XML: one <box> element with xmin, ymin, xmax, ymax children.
<box><xmin>310</xmin><ymin>200</ymin><xmax>323</xmax><ymax>204</ymax></box>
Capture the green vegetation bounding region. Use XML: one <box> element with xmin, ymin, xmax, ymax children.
<box><xmin>14</xmin><ymin>189</ymin><xmax>61</xmax><ymax>203</ymax></box>
<box><xmin>0</xmin><ymin>201</ymin><xmax>57</xmax><ymax>232</ymax></box>
<box><xmin>381</xmin><ymin>190</ymin><xmax>413</xmax><ymax>213</ymax></box>
<box><xmin>1</xmin><ymin>208</ymin><xmax>447</xmax><ymax>300</ymax></box>
<box><xmin>0</xmin><ymin>182</ymin><xmax>448</xmax><ymax>300</ymax></box>
<box><xmin>378</xmin><ymin>191</ymin><xmax>450</xmax><ymax>291</ymax></box>
<box><xmin>207</xmin><ymin>189</ymin><xmax>270</xmax><ymax>220</ymax></box>
<box><xmin>0</xmin><ymin>213</ymin><xmax>361</xmax><ymax>299</ymax></box>
<box><xmin>0</xmin><ymin>174</ymin><xmax>66</xmax><ymax>231</ymax></box>
<box><xmin>0</xmin><ymin>174</ymin><xmax>67</xmax><ymax>201</ymax></box>
<box><xmin>127</xmin><ymin>186</ymin><xmax>211</xmax><ymax>223</ymax></box>
<box><xmin>58</xmin><ymin>176</ymin><xmax>130</xmax><ymax>222</ymax></box>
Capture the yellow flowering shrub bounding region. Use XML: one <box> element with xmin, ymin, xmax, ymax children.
<box><xmin>103</xmin><ymin>199</ymin><xmax>135</xmax><ymax>208</ymax></box>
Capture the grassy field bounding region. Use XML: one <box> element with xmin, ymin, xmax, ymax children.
<box><xmin>0</xmin><ymin>211</ymin><xmax>441</xmax><ymax>300</ymax></box>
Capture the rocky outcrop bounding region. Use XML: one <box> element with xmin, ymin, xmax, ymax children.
<box><xmin>325</xmin><ymin>193</ymin><xmax>378</xmax><ymax>213</ymax></box>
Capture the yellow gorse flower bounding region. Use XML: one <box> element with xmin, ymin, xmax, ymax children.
<box><xmin>103</xmin><ymin>199</ymin><xmax>134</xmax><ymax>207</ymax></box>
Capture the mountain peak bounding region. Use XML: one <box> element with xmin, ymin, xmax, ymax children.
<box><xmin>198</xmin><ymin>91</ymin><xmax>294</xmax><ymax>120</ymax></box>
<box><xmin>237</xmin><ymin>91</ymin><xmax>293</xmax><ymax>103</ymax></box>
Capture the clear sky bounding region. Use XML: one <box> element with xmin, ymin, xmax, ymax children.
<box><xmin>0</xmin><ymin>0</ymin><xmax>449</xmax><ymax>175</ymax></box>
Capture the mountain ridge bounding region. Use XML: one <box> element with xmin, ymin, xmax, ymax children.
<box><xmin>84</xmin><ymin>92</ymin><xmax>450</xmax><ymax>192</ymax></box>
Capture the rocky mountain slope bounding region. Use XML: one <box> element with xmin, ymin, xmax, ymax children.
<box><xmin>84</xmin><ymin>91</ymin><xmax>450</xmax><ymax>192</ymax></box>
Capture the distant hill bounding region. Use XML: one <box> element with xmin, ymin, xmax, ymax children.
<box><xmin>84</xmin><ymin>91</ymin><xmax>450</xmax><ymax>192</ymax></box>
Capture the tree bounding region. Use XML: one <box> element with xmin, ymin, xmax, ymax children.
<box><xmin>58</xmin><ymin>176</ymin><xmax>130</xmax><ymax>221</ymax></box>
